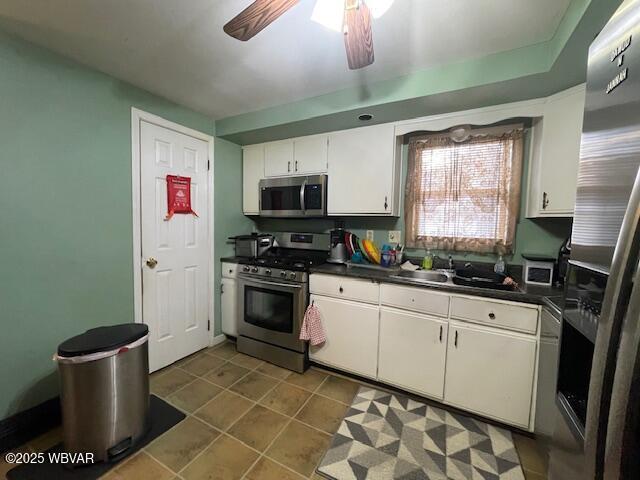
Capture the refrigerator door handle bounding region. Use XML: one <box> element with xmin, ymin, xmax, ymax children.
<box><xmin>603</xmin><ymin>269</ymin><xmax>640</xmax><ymax>479</ymax></box>
<box><xmin>585</xmin><ymin>170</ymin><xmax>640</xmax><ymax>480</ymax></box>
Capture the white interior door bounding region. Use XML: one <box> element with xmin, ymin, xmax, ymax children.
<box><xmin>140</xmin><ymin>120</ymin><xmax>210</xmax><ymax>372</ymax></box>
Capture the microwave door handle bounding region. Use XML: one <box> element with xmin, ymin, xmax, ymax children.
<box><xmin>300</xmin><ymin>179</ymin><xmax>307</xmax><ymax>214</ymax></box>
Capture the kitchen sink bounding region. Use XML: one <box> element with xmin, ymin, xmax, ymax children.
<box><xmin>390</xmin><ymin>270</ymin><xmax>452</xmax><ymax>284</ymax></box>
<box><xmin>452</xmin><ymin>276</ymin><xmax>516</xmax><ymax>291</ymax></box>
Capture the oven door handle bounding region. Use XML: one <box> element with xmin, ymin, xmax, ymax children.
<box><xmin>300</xmin><ymin>179</ymin><xmax>307</xmax><ymax>214</ymax></box>
<box><xmin>240</xmin><ymin>277</ymin><xmax>303</xmax><ymax>289</ymax></box>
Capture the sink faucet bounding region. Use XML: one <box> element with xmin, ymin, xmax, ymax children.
<box><xmin>448</xmin><ymin>255</ymin><xmax>454</xmax><ymax>270</ymax></box>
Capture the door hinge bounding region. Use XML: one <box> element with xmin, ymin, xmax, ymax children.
<box><xmin>207</xmin><ymin>319</ymin><xmax>210</xmax><ymax>331</ymax></box>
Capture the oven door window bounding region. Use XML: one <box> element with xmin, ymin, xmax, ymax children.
<box><xmin>244</xmin><ymin>286</ymin><xmax>294</xmax><ymax>333</ymax></box>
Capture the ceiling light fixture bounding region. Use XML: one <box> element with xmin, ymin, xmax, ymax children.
<box><xmin>311</xmin><ymin>0</ymin><xmax>345</xmax><ymax>32</ymax></box>
<box><xmin>311</xmin><ymin>0</ymin><xmax>394</xmax><ymax>32</ymax></box>
<box><xmin>224</xmin><ymin>0</ymin><xmax>383</xmax><ymax>69</ymax></box>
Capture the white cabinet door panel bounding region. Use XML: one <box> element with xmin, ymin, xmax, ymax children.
<box><xmin>265</xmin><ymin>141</ymin><xmax>294</xmax><ymax>177</ymax></box>
<box><xmin>380</xmin><ymin>284</ymin><xmax>450</xmax><ymax>317</ymax></box>
<box><xmin>449</xmin><ymin>296</ymin><xmax>538</xmax><ymax>334</ymax></box>
<box><xmin>309</xmin><ymin>274</ymin><xmax>379</xmax><ymax>304</ymax></box>
<box><xmin>242</xmin><ymin>145</ymin><xmax>264</xmax><ymax>215</ymax></box>
<box><xmin>221</xmin><ymin>278</ymin><xmax>237</xmax><ymax>336</ymax></box>
<box><xmin>294</xmin><ymin>135</ymin><xmax>328</xmax><ymax>174</ymax></box>
<box><xmin>444</xmin><ymin>322</ymin><xmax>537</xmax><ymax>428</ymax></box>
<box><xmin>378</xmin><ymin>308</ymin><xmax>447</xmax><ymax>399</ymax></box>
<box><xmin>538</xmin><ymin>85</ymin><xmax>585</xmax><ymax>214</ymax></box>
<box><xmin>309</xmin><ymin>295</ymin><xmax>379</xmax><ymax>379</ymax></box>
<box><xmin>328</xmin><ymin>124</ymin><xmax>395</xmax><ymax>215</ymax></box>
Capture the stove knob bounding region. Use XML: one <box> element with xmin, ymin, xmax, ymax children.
<box><xmin>280</xmin><ymin>271</ymin><xmax>287</xmax><ymax>278</ymax></box>
<box><xmin>251</xmin><ymin>267</ymin><xmax>259</xmax><ymax>273</ymax></box>
<box><xmin>289</xmin><ymin>272</ymin><xmax>297</xmax><ymax>280</ymax></box>
<box><xmin>265</xmin><ymin>269</ymin><xmax>272</xmax><ymax>275</ymax></box>
<box><xmin>242</xmin><ymin>266</ymin><xmax>250</xmax><ymax>272</ymax></box>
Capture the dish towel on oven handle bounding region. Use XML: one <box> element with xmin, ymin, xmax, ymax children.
<box><xmin>299</xmin><ymin>302</ymin><xmax>326</xmax><ymax>346</ymax></box>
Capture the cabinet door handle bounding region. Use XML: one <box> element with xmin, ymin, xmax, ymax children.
<box><xmin>287</xmin><ymin>161</ymin><xmax>291</xmax><ymax>172</ymax></box>
<box><xmin>542</xmin><ymin>191</ymin><xmax>549</xmax><ymax>210</ymax></box>
<box><xmin>439</xmin><ymin>325</ymin><xmax>443</xmax><ymax>342</ymax></box>
<box><xmin>339</xmin><ymin>286</ymin><xmax>344</xmax><ymax>293</ymax></box>
<box><xmin>384</xmin><ymin>196</ymin><xmax>388</xmax><ymax>210</ymax></box>
<box><xmin>454</xmin><ymin>330</ymin><xmax>458</xmax><ymax>348</ymax></box>
<box><xmin>295</xmin><ymin>160</ymin><xmax>298</xmax><ymax>172</ymax></box>
<box><xmin>488</xmin><ymin>312</ymin><xmax>496</xmax><ymax>320</ymax></box>
<box><xmin>221</xmin><ymin>284</ymin><xmax>224</xmax><ymax>294</ymax></box>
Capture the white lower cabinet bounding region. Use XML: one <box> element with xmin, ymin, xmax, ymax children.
<box><xmin>444</xmin><ymin>321</ymin><xmax>537</xmax><ymax>428</ymax></box>
<box><xmin>309</xmin><ymin>294</ymin><xmax>379</xmax><ymax>379</ymax></box>
<box><xmin>220</xmin><ymin>277</ymin><xmax>237</xmax><ymax>337</ymax></box>
<box><xmin>308</xmin><ymin>273</ymin><xmax>539</xmax><ymax>430</ymax></box>
<box><xmin>378</xmin><ymin>307</ymin><xmax>448</xmax><ymax>399</ymax></box>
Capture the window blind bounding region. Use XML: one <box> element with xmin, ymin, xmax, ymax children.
<box><xmin>404</xmin><ymin>126</ymin><xmax>524</xmax><ymax>254</ymax></box>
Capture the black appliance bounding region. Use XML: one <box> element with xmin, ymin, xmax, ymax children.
<box><xmin>556</xmin><ymin>236</ymin><xmax>571</xmax><ymax>286</ymax></box>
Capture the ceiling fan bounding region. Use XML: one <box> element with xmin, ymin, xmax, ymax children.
<box><xmin>224</xmin><ymin>0</ymin><xmax>390</xmax><ymax>70</ymax></box>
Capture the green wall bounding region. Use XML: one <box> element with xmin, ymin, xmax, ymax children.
<box><xmin>0</xmin><ymin>30</ymin><xmax>246</xmax><ymax>419</ymax></box>
<box><xmin>251</xmin><ymin>130</ymin><xmax>572</xmax><ymax>266</ymax></box>
<box><xmin>213</xmin><ymin>138</ymin><xmax>254</xmax><ymax>334</ymax></box>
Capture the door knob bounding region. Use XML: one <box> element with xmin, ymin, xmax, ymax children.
<box><xmin>146</xmin><ymin>257</ymin><xmax>158</xmax><ymax>268</ymax></box>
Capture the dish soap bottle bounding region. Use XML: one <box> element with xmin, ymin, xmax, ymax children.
<box><xmin>494</xmin><ymin>255</ymin><xmax>506</xmax><ymax>275</ymax></box>
<box><xmin>422</xmin><ymin>249</ymin><xmax>434</xmax><ymax>270</ymax></box>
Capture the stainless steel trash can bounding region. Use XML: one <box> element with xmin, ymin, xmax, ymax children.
<box><xmin>55</xmin><ymin>323</ymin><xmax>150</xmax><ymax>463</ymax></box>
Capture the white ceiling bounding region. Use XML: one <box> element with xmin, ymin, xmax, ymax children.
<box><xmin>0</xmin><ymin>0</ymin><xmax>573</xmax><ymax>119</ymax></box>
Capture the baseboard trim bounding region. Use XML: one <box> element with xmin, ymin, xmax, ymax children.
<box><xmin>0</xmin><ymin>397</ymin><xmax>61</xmax><ymax>454</ymax></box>
<box><xmin>210</xmin><ymin>333</ymin><xmax>227</xmax><ymax>348</ymax></box>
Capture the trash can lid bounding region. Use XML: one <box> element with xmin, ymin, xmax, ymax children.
<box><xmin>58</xmin><ymin>323</ymin><xmax>149</xmax><ymax>357</ymax></box>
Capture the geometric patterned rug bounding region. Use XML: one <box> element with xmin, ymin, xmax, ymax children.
<box><xmin>317</xmin><ymin>386</ymin><xmax>525</xmax><ymax>480</ymax></box>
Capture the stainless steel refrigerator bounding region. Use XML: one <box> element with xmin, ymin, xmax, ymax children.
<box><xmin>549</xmin><ymin>0</ymin><xmax>640</xmax><ymax>478</ymax></box>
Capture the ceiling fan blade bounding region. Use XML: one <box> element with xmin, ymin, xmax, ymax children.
<box><xmin>224</xmin><ymin>0</ymin><xmax>300</xmax><ymax>41</ymax></box>
<box><xmin>343</xmin><ymin>0</ymin><xmax>374</xmax><ymax>69</ymax></box>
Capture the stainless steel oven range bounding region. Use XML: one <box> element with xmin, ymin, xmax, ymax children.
<box><xmin>236</xmin><ymin>232</ymin><xmax>330</xmax><ymax>373</ymax></box>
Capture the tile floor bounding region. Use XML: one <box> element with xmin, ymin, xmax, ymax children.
<box><xmin>0</xmin><ymin>341</ymin><xmax>549</xmax><ymax>480</ymax></box>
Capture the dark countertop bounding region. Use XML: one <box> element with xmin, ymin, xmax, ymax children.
<box><xmin>220</xmin><ymin>256</ymin><xmax>564</xmax><ymax>306</ymax></box>
<box><xmin>220</xmin><ymin>256</ymin><xmax>246</xmax><ymax>264</ymax></box>
<box><xmin>309</xmin><ymin>263</ymin><xmax>563</xmax><ymax>306</ymax></box>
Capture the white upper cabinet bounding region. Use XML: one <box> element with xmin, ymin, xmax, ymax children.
<box><xmin>264</xmin><ymin>140</ymin><xmax>295</xmax><ymax>177</ymax></box>
<box><xmin>294</xmin><ymin>135</ymin><xmax>328</xmax><ymax>174</ymax></box>
<box><xmin>327</xmin><ymin>123</ymin><xmax>399</xmax><ymax>216</ymax></box>
<box><xmin>242</xmin><ymin>144</ymin><xmax>264</xmax><ymax>215</ymax></box>
<box><xmin>527</xmin><ymin>84</ymin><xmax>586</xmax><ymax>217</ymax></box>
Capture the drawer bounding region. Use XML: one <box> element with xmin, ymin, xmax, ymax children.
<box><xmin>309</xmin><ymin>274</ymin><xmax>379</xmax><ymax>304</ymax></box>
<box><xmin>450</xmin><ymin>296</ymin><xmax>538</xmax><ymax>334</ymax></box>
<box><xmin>380</xmin><ymin>284</ymin><xmax>449</xmax><ymax>317</ymax></box>
<box><xmin>221</xmin><ymin>262</ymin><xmax>239</xmax><ymax>279</ymax></box>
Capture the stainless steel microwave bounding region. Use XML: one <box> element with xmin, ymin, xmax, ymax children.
<box><xmin>259</xmin><ymin>175</ymin><xmax>327</xmax><ymax>217</ymax></box>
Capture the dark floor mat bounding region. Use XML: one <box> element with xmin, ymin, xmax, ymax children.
<box><xmin>7</xmin><ymin>395</ymin><xmax>185</xmax><ymax>480</ymax></box>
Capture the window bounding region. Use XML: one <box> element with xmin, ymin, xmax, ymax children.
<box><xmin>404</xmin><ymin>125</ymin><xmax>524</xmax><ymax>254</ymax></box>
